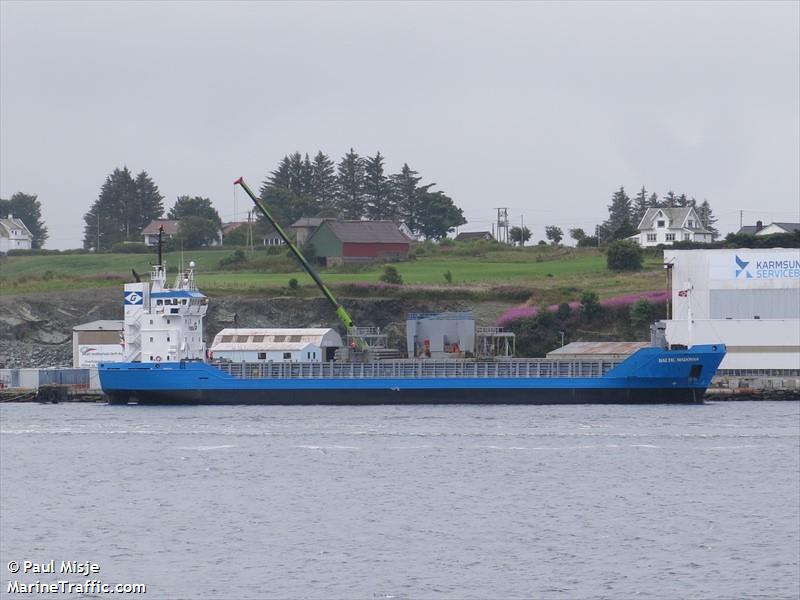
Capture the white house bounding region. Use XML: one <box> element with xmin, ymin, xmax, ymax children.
<box><xmin>0</xmin><ymin>215</ymin><xmax>33</xmax><ymax>253</ymax></box>
<box><xmin>209</xmin><ymin>328</ymin><xmax>343</xmax><ymax>363</ymax></box>
<box><xmin>632</xmin><ymin>207</ymin><xmax>713</xmax><ymax>247</ymax></box>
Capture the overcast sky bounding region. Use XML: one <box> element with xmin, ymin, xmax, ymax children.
<box><xmin>1</xmin><ymin>1</ymin><xmax>798</xmax><ymax>248</ymax></box>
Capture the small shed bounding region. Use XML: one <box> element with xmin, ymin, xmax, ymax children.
<box><xmin>307</xmin><ymin>220</ymin><xmax>410</xmax><ymax>266</ymax></box>
<box><xmin>72</xmin><ymin>320</ymin><xmax>124</xmax><ymax>367</ymax></box>
<box><xmin>209</xmin><ymin>328</ymin><xmax>343</xmax><ymax>363</ymax></box>
<box><xmin>406</xmin><ymin>312</ymin><xmax>476</xmax><ymax>358</ymax></box>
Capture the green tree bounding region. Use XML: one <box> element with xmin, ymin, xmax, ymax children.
<box><xmin>629</xmin><ymin>298</ymin><xmax>654</xmax><ymax>328</ymax></box>
<box><xmin>364</xmin><ymin>151</ymin><xmax>391</xmax><ymax>219</ymax></box>
<box><xmin>569</xmin><ymin>228</ymin><xmax>586</xmax><ymax>244</ymax></box>
<box><xmin>0</xmin><ymin>192</ymin><xmax>48</xmax><ymax>248</ymax></box>
<box><xmin>602</xmin><ymin>186</ymin><xmax>632</xmax><ymax>235</ymax></box>
<box><xmin>168</xmin><ymin>196</ymin><xmax>222</xmax><ymax>227</ymax></box>
<box><xmin>696</xmin><ymin>199</ymin><xmax>719</xmax><ymax>239</ymax></box>
<box><xmin>580</xmin><ymin>291</ymin><xmax>601</xmax><ymax>319</ymax></box>
<box><xmin>611</xmin><ymin>218</ymin><xmax>638</xmax><ymax>241</ymax></box>
<box><xmin>83</xmin><ymin>167</ymin><xmax>137</xmax><ymax>249</ymax></box>
<box><xmin>336</xmin><ymin>148</ymin><xmax>366</xmax><ymax>219</ymax></box>
<box><xmin>606</xmin><ymin>239</ymin><xmax>642</xmax><ymax>271</ymax></box>
<box><xmin>310</xmin><ymin>151</ymin><xmax>337</xmax><ymax>211</ymax></box>
<box><xmin>662</xmin><ymin>190</ymin><xmax>679</xmax><ymax>208</ymax></box>
<box><xmin>223</xmin><ymin>224</ymin><xmax>248</xmax><ymax>246</ymax></box>
<box><xmin>632</xmin><ymin>186</ymin><xmax>648</xmax><ymax>225</ymax></box>
<box><xmin>132</xmin><ymin>171</ymin><xmax>165</xmax><ymax>235</ymax></box>
<box><xmin>509</xmin><ymin>225</ymin><xmax>532</xmax><ymax>246</ymax></box>
<box><xmin>545</xmin><ymin>225</ymin><xmax>563</xmax><ymax>245</ymax></box>
<box><xmin>177</xmin><ymin>215</ymin><xmax>220</xmax><ymax>249</ymax></box>
<box><xmin>415</xmin><ymin>189</ymin><xmax>466</xmax><ymax>240</ymax></box>
<box><xmin>380</xmin><ymin>265</ymin><xmax>403</xmax><ymax>284</ymax></box>
<box><xmin>390</xmin><ymin>163</ymin><xmax>422</xmax><ymax>232</ymax></box>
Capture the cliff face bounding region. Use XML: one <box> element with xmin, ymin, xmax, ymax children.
<box><xmin>0</xmin><ymin>289</ymin><xmax>510</xmax><ymax>368</ymax></box>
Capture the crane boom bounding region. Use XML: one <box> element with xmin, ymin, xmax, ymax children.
<box><xmin>233</xmin><ymin>177</ymin><xmax>363</xmax><ymax>344</ymax></box>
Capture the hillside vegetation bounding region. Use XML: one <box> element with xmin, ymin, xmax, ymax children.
<box><xmin>0</xmin><ymin>242</ymin><xmax>665</xmax><ymax>305</ymax></box>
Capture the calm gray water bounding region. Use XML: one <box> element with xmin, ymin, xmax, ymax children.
<box><xmin>1</xmin><ymin>402</ymin><xmax>798</xmax><ymax>600</ymax></box>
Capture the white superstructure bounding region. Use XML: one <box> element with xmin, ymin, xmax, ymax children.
<box><xmin>123</xmin><ymin>261</ymin><xmax>208</xmax><ymax>362</ymax></box>
<box><xmin>663</xmin><ymin>248</ymin><xmax>800</xmax><ymax>372</ymax></box>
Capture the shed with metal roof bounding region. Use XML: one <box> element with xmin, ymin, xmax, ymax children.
<box><xmin>209</xmin><ymin>328</ymin><xmax>343</xmax><ymax>363</ymax></box>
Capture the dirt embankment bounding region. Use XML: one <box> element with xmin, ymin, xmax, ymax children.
<box><xmin>0</xmin><ymin>288</ymin><xmax>513</xmax><ymax>368</ymax></box>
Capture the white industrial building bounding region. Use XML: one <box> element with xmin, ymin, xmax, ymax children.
<box><xmin>72</xmin><ymin>320</ymin><xmax>124</xmax><ymax>367</ymax></box>
<box><xmin>209</xmin><ymin>328</ymin><xmax>343</xmax><ymax>363</ymax></box>
<box><xmin>663</xmin><ymin>248</ymin><xmax>800</xmax><ymax>373</ymax></box>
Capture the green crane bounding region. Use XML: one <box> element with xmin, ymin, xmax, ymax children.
<box><xmin>233</xmin><ymin>177</ymin><xmax>366</xmax><ymax>350</ymax></box>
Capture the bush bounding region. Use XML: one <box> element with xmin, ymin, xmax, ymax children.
<box><xmin>6</xmin><ymin>248</ymin><xmax>62</xmax><ymax>256</ymax></box>
<box><xmin>580</xmin><ymin>291</ymin><xmax>601</xmax><ymax>319</ymax></box>
<box><xmin>443</xmin><ymin>270</ymin><xmax>453</xmax><ymax>284</ymax></box>
<box><xmin>218</xmin><ymin>249</ymin><xmax>247</xmax><ymax>269</ymax></box>
<box><xmin>629</xmin><ymin>298</ymin><xmax>654</xmax><ymax>328</ymax></box>
<box><xmin>439</xmin><ymin>238</ymin><xmax>455</xmax><ymax>247</ymax></box>
<box><xmin>556</xmin><ymin>302</ymin><xmax>571</xmax><ymax>320</ymax></box>
<box><xmin>379</xmin><ymin>265</ymin><xmax>403</xmax><ymax>285</ymax></box>
<box><xmin>110</xmin><ymin>242</ymin><xmax>150</xmax><ymax>254</ymax></box>
<box><xmin>288</xmin><ymin>277</ymin><xmax>299</xmax><ymax>290</ymax></box>
<box><xmin>606</xmin><ymin>240</ymin><xmax>642</xmax><ymax>271</ymax></box>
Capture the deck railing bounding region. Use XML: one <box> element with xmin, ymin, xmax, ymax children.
<box><xmin>213</xmin><ymin>359</ymin><xmax>622</xmax><ymax>380</ymax></box>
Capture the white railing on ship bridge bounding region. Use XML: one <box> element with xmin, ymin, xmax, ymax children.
<box><xmin>212</xmin><ymin>359</ymin><xmax>622</xmax><ymax>380</ymax></box>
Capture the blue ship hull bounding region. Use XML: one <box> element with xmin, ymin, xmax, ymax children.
<box><xmin>99</xmin><ymin>344</ymin><xmax>725</xmax><ymax>405</ymax></box>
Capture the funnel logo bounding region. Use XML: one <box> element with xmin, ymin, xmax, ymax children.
<box><xmin>124</xmin><ymin>291</ymin><xmax>143</xmax><ymax>305</ymax></box>
<box><xmin>735</xmin><ymin>255</ymin><xmax>752</xmax><ymax>279</ymax></box>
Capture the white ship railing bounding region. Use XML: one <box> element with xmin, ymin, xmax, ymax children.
<box><xmin>212</xmin><ymin>359</ymin><xmax>622</xmax><ymax>380</ymax></box>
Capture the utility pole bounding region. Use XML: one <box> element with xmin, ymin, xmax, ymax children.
<box><xmin>494</xmin><ymin>207</ymin><xmax>509</xmax><ymax>244</ymax></box>
<box><xmin>520</xmin><ymin>215</ymin><xmax>525</xmax><ymax>247</ymax></box>
<box><xmin>739</xmin><ymin>209</ymin><xmax>743</xmax><ymax>231</ymax></box>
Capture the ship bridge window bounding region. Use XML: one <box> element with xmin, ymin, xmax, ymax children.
<box><xmin>182</xmin><ymin>299</ymin><xmax>187</xmax><ymax>305</ymax></box>
<box><xmin>156</xmin><ymin>300</ymin><xmax>163</xmax><ymax>306</ymax></box>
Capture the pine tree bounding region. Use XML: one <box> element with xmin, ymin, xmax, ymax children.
<box><xmin>364</xmin><ymin>152</ymin><xmax>391</xmax><ymax>220</ymax></box>
<box><xmin>677</xmin><ymin>193</ymin><xmax>690</xmax><ymax>207</ymax></box>
<box><xmin>648</xmin><ymin>192</ymin><xmax>659</xmax><ymax>208</ymax></box>
<box><xmin>662</xmin><ymin>190</ymin><xmax>679</xmax><ymax>208</ymax></box>
<box><xmin>83</xmin><ymin>167</ymin><xmax>138</xmax><ymax>249</ymax></box>
<box><xmin>632</xmin><ymin>186</ymin><xmax>648</xmax><ymax>225</ymax></box>
<box><xmin>310</xmin><ymin>151</ymin><xmax>337</xmax><ymax>211</ymax></box>
<box><xmin>0</xmin><ymin>192</ymin><xmax>48</xmax><ymax>248</ymax></box>
<box><xmin>269</xmin><ymin>156</ymin><xmax>293</xmax><ymax>190</ymax></box>
<box><xmin>335</xmin><ymin>149</ymin><xmax>366</xmax><ymax>219</ymax></box>
<box><xmin>390</xmin><ymin>164</ymin><xmax>422</xmax><ymax>233</ymax></box>
<box><xmin>602</xmin><ymin>186</ymin><xmax>632</xmax><ymax>235</ymax></box>
<box><xmin>133</xmin><ymin>171</ymin><xmax>165</xmax><ymax>235</ymax></box>
<box><xmin>696</xmin><ymin>199</ymin><xmax>719</xmax><ymax>239</ymax></box>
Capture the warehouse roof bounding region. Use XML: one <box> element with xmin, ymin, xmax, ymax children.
<box><xmin>326</xmin><ymin>220</ymin><xmax>410</xmax><ymax>244</ymax></box>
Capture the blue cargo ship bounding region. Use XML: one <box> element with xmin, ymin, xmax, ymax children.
<box><xmin>100</xmin><ymin>344</ymin><xmax>725</xmax><ymax>405</ymax></box>
<box><xmin>98</xmin><ymin>178</ymin><xmax>725</xmax><ymax>405</ymax></box>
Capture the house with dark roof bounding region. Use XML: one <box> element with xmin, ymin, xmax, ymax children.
<box><xmin>142</xmin><ymin>219</ymin><xmax>223</xmax><ymax>247</ymax></box>
<box><xmin>455</xmin><ymin>231</ymin><xmax>494</xmax><ymax>242</ymax></box>
<box><xmin>290</xmin><ymin>217</ymin><xmax>333</xmax><ymax>246</ymax></box>
<box><xmin>737</xmin><ymin>220</ymin><xmax>800</xmax><ymax>236</ymax></box>
<box><xmin>633</xmin><ymin>207</ymin><xmax>713</xmax><ymax>247</ymax></box>
<box><xmin>306</xmin><ymin>220</ymin><xmax>411</xmax><ymax>266</ymax></box>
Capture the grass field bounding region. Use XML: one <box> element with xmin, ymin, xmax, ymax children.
<box><xmin>0</xmin><ymin>246</ymin><xmax>665</xmax><ymax>300</ymax></box>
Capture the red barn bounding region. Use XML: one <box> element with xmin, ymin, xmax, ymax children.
<box><xmin>307</xmin><ymin>220</ymin><xmax>411</xmax><ymax>266</ymax></box>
